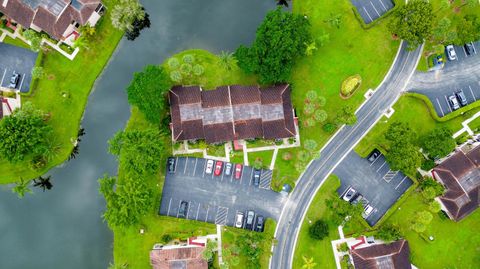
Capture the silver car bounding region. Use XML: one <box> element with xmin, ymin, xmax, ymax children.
<box><xmin>446</xmin><ymin>45</ymin><xmax>456</xmax><ymax>61</ymax></box>
<box><xmin>448</xmin><ymin>94</ymin><xmax>460</xmax><ymax>111</ymax></box>
<box><xmin>235</xmin><ymin>212</ymin><xmax>244</xmax><ymax>228</ymax></box>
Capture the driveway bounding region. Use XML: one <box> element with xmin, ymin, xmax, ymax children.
<box><xmin>334</xmin><ymin>151</ymin><xmax>413</xmax><ymax>226</ymax></box>
<box><xmin>0</xmin><ymin>43</ymin><xmax>37</xmax><ymax>93</ymax></box>
<box><xmin>350</xmin><ymin>0</ymin><xmax>395</xmax><ymax>24</ymax></box>
<box><xmin>407</xmin><ymin>41</ymin><xmax>480</xmax><ymax>117</ymax></box>
<box><xmin>158</xmin><ymin>157</ymin><xmax>284</xmax><ymax>228</ymax></box>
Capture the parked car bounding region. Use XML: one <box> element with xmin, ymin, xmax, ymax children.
<box><xmin>205</xmin><ymin>159</ymin><xmax>214</xmax><ymax>174</ymax></box>
<box><xmin>235</xmin><ymin>212</ymin><xmax>244</xmax><ymax>228</ymax></box>
<box><xmin>253</xmin><ymin>169</ymin><xmax>261</xmax><ymax>186</ymax></box>
<box><xmin>362</xmin><ymin>204</ymin><xmax>374</xmax><ymax>218</ymax></box>
<box><xmin>167</xmin><ymin>157</ymin><xmax>176</xmax><ymax>173</ymax></box>
<box><xmin>464</xmin><ymin>42</ymin><xmax>474</xmax><ymax>56</ymax></box>
<box><xmin>255</xmin><ymin>215</ymin><xmax>265</xmax><ymax>232</ymax></box>
<box><xmin>234</xmin><ymin>164</ymin><xmax>243</xmax><ymax>179</ymax></box>
<box><xmin>367</xmin><ymin>149</ymin><xmax>381</xmax><ymax>163</ymax></box>
<box><xmin>446</xmin><ymin>45</ymin><xmax>457</xmax><ymax>60</ymax></box>
<box><xmin>448</xmin><ymin>94</ymin><xmax>460</xmax><ymax>111</ymax></box>
<box><xmin>351</xmin><ymin>194</ymin><xmax>363</xmax><ymax>205</ymax></box>
<box><xmin>224</xmin><ymin>162</ymin><xmax>232</xmax><ymax>176</ymax></box>
<box><xmin>342</xmin><ymin>186</ymin><xmax>357</xmax><ymax>202</ymax></box>
<box><xmin>8</xmin><ymin>71</ymin><xmax>20</xmax><ymax>89</ymax></box>
<box><xmin>245</xmin><ymin>210</ymin><xmax>255</xmax><ymax>230</ymax></box>
<box><xmin>214</xmin><ymin>161</ymin><xmax>223</xmax><ymax>176</ymax></box>
<box><xmin>178</xmin><ymin>201</ymin><xmax>189</xmax><ymax>218</ymax></box>
<box><xmin>456</xmin><ymin>90</ymin><xmax>468</xmax><ymax>106</ymax></box>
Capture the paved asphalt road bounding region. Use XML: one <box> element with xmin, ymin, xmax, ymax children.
<box><xmin>270</xmin><ymin>41</ymin><xmax>423</xmax><ymax>269</ymax></box>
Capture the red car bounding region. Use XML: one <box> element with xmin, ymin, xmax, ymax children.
<box><xmin>234</xmin><ymin>164</ymin><xmax>243</xmax><ymax>179</ymax></box>
<box><xmin>214</xmin><ymin>161</ymin><xmax>223</xmax><ymax>176</ymax></box>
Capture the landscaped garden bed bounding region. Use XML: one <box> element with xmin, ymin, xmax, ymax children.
<box><xmin>340</xmin><ymin>74</ymin><xmax>362</xmax><ymax>99</ymax></box>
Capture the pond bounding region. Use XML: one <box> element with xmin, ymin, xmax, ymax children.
<box><xmin>0</xmin><ymin>1</ymin><xmax>277</xmax><ymax>268</ymax></box>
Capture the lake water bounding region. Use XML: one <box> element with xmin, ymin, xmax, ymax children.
<box><xmin>0</xmin><ymin>1</ymin><xmax>277</xmax><ymax>268</ymax></box>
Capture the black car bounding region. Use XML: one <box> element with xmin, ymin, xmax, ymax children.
<box><xmin>367</xmin><ymin>149</ymin><xmax>380</xmax><ymax>163</ymax></box>
<box><xmin>456</xmin><ymin>90</ymin><xmax>468</xmax><ymax>106</ymax></box>
<box><xmin>167</xmin><ymin>157</ymin><xmax>176</xmax><ymax>173</ymax></box>
<box><xmin>253</xmin><ymin>169</ymin><xmax>261</xmax><ymax>186</ymax></box>
<box><xmin>8</xmin><ymin>71</ymin><xmax>20</xmax><ymax>89</ymax></box>
<box><xmin>255</xmin><ymin>215</ymin><xmax>265</xmax><ymax>232</ymax></box>
<box><xmin>245</xmin><ymin>210</ymin><xmax>255</xmax><ymax>230</ymax></box>
<box><xmin>178</xmin><ymin>201</ymin><xmax>188</xmax><ymax>218</ymax></box>
<box><xmin>464</xmin><ymin>43</ymin><xmax>474</xmax><ymax>56</ymax></box>
<box><xmin>351</xmin><ymin>194</ymin><xmax>363</xmax><ymax>205</ymax></box>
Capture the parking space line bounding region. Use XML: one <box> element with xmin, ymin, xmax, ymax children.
<box><xmin>249</xmin><ymin>169</ymin><xmax>254</xmax><ymax>186</ymax></box>
<box><xmin>462</xmin><ymin>46</ymin><xmax>468</xmax><ymax>57</ymax></box>
<box><xmin>193</xmin><ymin>158</ymin><xmax>198</xmax><ymax>176</ymax></box>
<box><xmin>0</xmin><ymin>69</ymin><xmax>6</xmax><ymax>85</ymax></box>
<box><xmin>376</xmin><ymin>160</ymin><xmax>387</xmax><ymax>172</ymax></box>
<box><xmin>369</xmin><ymin>154</ymin><xmax>382</xmax><ymax>166</ymax></box>
<box><xmin>176</xmin><ymin>200</ymin><xmax>182</xmax><ymax>218</ymax></box>
<box><xmin>186</xmin><ymin>200</ymin><xmax>192</xmax><ymax>219</ymax></box>
<box><xmin>202</xmin><ymin>160</ymin><xmax>207</xmax><ymax>178</ymax></box>
<box><xmin>205</xmin><ymin>205</ymin><xmax>210</xmax><ymax>222</ymax></box>
<box><xmin>472</xmin><ymin>42</ymin><xmax>477</xmax><ymax>54</ymax></box>
<box><xmin>195</xmin><ymin>203</ymin><xmax>200</xmax><ymax>220</ymax></box>
<box><xmin>370</xmin><ymin>2</ymin><xmax>381</xmax><ymax>17</ymax></box>
<box><xmin>444</xmin><ymin>95</ymin><xmax>452</xmax><ymax>113</ymax></box>
<box><xmin>18</xmin><ymin>74</ymin><xmax>25</xmax><ymax>92</ymax></box>
<box><xmin>362</xmin><ymin>7</ymin><xmax>373</xmax><ymax>22</ymax></box>
<box><xmin>167</xmin><ymin>198</ymin><xmax>172</xmax><ymax>216</ymax></box>
<box><xmin>183</xmin><ymin>157</ymin><xmax>188</xmax><ymax>174</ymax></box>
<box><xmin>436</xmin><ymin>98</ymin><xmax>445</xmax><ymax>117</ymax></box>
<box><xmin>174</xmin><ymin>157</ymin><xmax>179</xmax><ymax>172</ymax></box>
<box><xmin>469</xmin><ymin>85</ymin><xmax>477</xmax><ymax>101</ymax></box>
<box><xmin>378</xmin><ymin>0</ymin><xmax>387</xmax><ymax>11</ymax></box>
<box><xmin>395</xmin><ymin>176</ymin><xmax>408</xmax><ymax>190</ymax></box>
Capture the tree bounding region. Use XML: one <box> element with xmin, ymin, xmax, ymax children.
<box><xmin>388</xmin><ymin>0</ymin><xmax>434</xmax><ymax>49</ymax></box>
<box><xmin>73</xmin><ymin>25</ymin><xmax>96</xmax><ymax>49</ymax></box>
<box><xmin>326</xmin><ymin>197</ymin><xmax>363</xmax><ymax>225</ymax></box>
<box><xmin>384</xmin><ymin>122</ymin><xmax>416</xmax><ymax>145</ymax></box>
<box><xmin>31</xmin><ymin>66</ymin><xmax>45</xmax><ymax>79</ymax></box>
<box><xmin>431</xmin><ymin>17</ymin><xmax>452</xmax><ymax>44</ymax></box>
<box><xmin>126</xmin><ymin>65</ymin><xmax>171</xmax><ymax>124</ymax></box>
<box><xmin>12</xmin><ymin>179</ymin><xmax>32</xmax><ymax>198</ymax></box>
<box><xmin>308</xmin><ymin>219</ymin><xmax>329</xmax><ymax>240</ymax></box>
<box><xmin>455</xmin><ymin>15</ymin><xmax>480</xmax><ymax>45</ymax></box>
<box><xmin>411</xmin><ymin>210</ymin><xmax>433</xmax><ymax>233</ymax></box>
<box><xmin>219</xmin><ymin>51</ymin><xmax>237</xmax><ymax>70</ymax></box>
<box><xmin>111</xmin><ymin>0</ymin><xmax>145</xmax><ymax>32</ymax></box>
<box><xmin>422</xmin><ymin>127</ymin><xmax>455</xmax><ymax>158</ymax></box>
<box><xmin>419</xmin><ymin>177</ymin><xmax>444</xmax><ymax>195</ymax></box>
<box><xmin>0</xmin><ymin>102</ymin><xmax>52</xmax><ymax>162</ymax></box>
<box><xmin>428</xmin><ymin>201</ymin><xmax>441</xmax><ymax>213</ymax></box>
<box><xmin>313</xmin><ymin>110</ymin><xmax>327</xmax><ymax>122</ymax></box>
<box><xmin>202</xmin><ymin>240</ymin><xmax>217</xmax><ymax>261</ymax></box>
<box><xmin>304</xmin><ymin>139</ymin><xmax>318</xmax><ymax>152</ymax></box>
<box><xmin>33</xmin><ymin>175</ymin><xmax>53</xmax><ymax>192</ymax></box>
<box><xmin>235</xmin><ymin>8</ymin><xmax>312</xmax><ymax>83</ymax></box>
<box><xmin>336</xmin><ymin>105</ymin><xmax>357</xmax><ymax>125</ymax></box>
<box><xmin>323</xmin><ymin>123</ymin><xmax>336</xmax><ymax>133</ymax></box>
<box><xmin>125</xmin><ymin>9</ymin><xmax>151</xmax><ymax>41</ymax></box>
<box><xmin>237</xmin><ymin>232</ymin><xmax>266</xmax><ymax>269</ymax></box>
<box><xmin>23</xmin><ymin>29</ymin><xmax>42</xmax><ymax>52</ymax></box>
<box><xmin>302</xmin><ymin>256</ymin><xmax>317</xmax><ymax>269</ymax></box>
<box><xmin>306</xmin><ymin>90</ymin><xmax>318</xmax><ymax>102</ymax></box>
<box><xmin>377</xmin><ymin>224</ymin><xmax>402</xmax><ymax>242</ymax></box>
<box><xmin>386</xmin><ymin>142</ymin><xmax>422</xmax><ymax>176</ymax></box>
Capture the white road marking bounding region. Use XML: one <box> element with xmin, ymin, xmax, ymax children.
<box><xmin>370</xmin><ymin>1</ymin><xmax>381</xmax><ymax>17</ymax></box>
<box><xmin>378</xmin><ymin>0</ymin><xmax>387</xmax><ymax>11</ymax></box>
<box><xmin>444</xmin><ymin>95</ymin><xmax>452</xmax><ymax>113</ymax></box>
<box><xmin>362</xmin><ymin>7</ymin><xmax>373</xmax><ymax>23</ymax></box>
<box><xmin>471</xmin><ymin>42</ymin><xmax>477</xmax><ymax>54</ymax></box>
<box><xmin>202</xmin><ymin>160</ymin><xmax>207</xmax><ymax>178</ymax></box>
<box><xmin>369</xmin><ymin>153</ymin><xmax>382</xmax><ymax>166</ymax></box>
<box><xmin>462</xmin><ymin>46</ymin><xmax>468</xmax><ymax>57</ymax></box>
<box><xmin>205</xmin><ymin>205</ymin><xmax>210</xmax><ymax>222</ymax></box>
<box><xmin>0</xmin><ymin>69</ymin><xmax>6</xmax><ymax>86</ymax></box>
<box><xmin>193</xmin><ymin>158</ymin><xmax>198</xmax><ymax>176</ymax></box>
<box><xmin>436</xmin><ymin>98</ymin><xmax>445</xmax><ymax>117</ymax></box>
<box><xmin>376</xmin><ymin>160</ymin><xmax>387</xmax><ymax>172</ymax></box>
<box><xmin>469</xmin><ymin>85</ymin><xmax>476</xmax><ymax>101</ymax></box>
<box><xmin>185</xmin><ymin>200</ymin><xmax>191</xmax><ymax>219</ymax></box>
<box><xmin>18</xmin><ymin>73</ymin><xmax>25</xmax><ymax>91</ymax></box>
<box><xmin>195</xmin><ymin>203</ymin><xmax>200</xmax><ymax>220</ymax></box>
<box><xmin>167</xmin><ymin>198</ymin><xmax>172</xmax><ymax>216</ymax></box>
<box><xmin>249</xmin><ymin>169</ymin><xmax>254</xmax><ymax>186</ymax></box>
<box><xmin>176</xmin><ymin>200</ymin><xmax>182</xmax><ymax>218</ymax></box>
<box><xmin>395</xmin><ymin>176</ymin><xmax>408</xmax><ymax>190</ymax></box>
<box><xmin>183</xmin><ymin>157</ymin><xmax>188</xmax><ymax>174</ymax></box>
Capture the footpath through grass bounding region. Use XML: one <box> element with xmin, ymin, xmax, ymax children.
<box><xmin>0</xmin><ymin>0</ymin><xmax>123</xmax><ymax>184</ymax></box>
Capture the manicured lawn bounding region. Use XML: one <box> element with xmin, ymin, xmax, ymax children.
<box><xmin>0</xmin><ymin>0</ymin><xmax>123</xmax><ymax>184</ymax></box>
<box><xmin>247</xmin><ymin>150</ymin><xmax>274</xmax><ymax>169</ymax></box>
<box><xmin>468</xmin><ymin>115</ymin><xmax>480</xmax><ymax>132</ymax></box>
<box><xmin>293</xmin><ymin>175</ymin><xmax>341</xmax><ymax>269</ymax></box>
<box><xmin>3</xmin><ymin>35</ymin><xmax>31</xmax><ymax>50</ymax></box>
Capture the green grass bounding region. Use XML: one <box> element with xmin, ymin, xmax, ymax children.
<box><xmin>0</xmin><ymin>0</ymin><xmax>123</xmax><ymax>184</ymax></box>
<box><xmin>293</xmin><ymin>175</ymin><xmax>341</xmax><ymax>269</ymax></box>
<box><xmin>247</xmin><ymin>150</ymin><xmax>274</xmax><ymax>169</ymax></box>
<box><xmin>468</xmin><ymin>115</ymin><xmax>480</xmax><ymax>132</ymax></box>
<box><xmin>3</xmin><ymin>35</ymin><xmax>31</xmax><ymax>50</ymax></box>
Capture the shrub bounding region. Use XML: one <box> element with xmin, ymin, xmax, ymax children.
<box><xmin>323</xmin><ymin>123</ymin><xmax>337</xmax><ymax>133</ymax></box>
<box><xmin>170</xmin><ymin>70</ymin><xmax>182</xmax><ymax>82</ymax></box>
<box><xmin>305</xmin><ymin>118</ymin><xmax>316</xmax><ymax>127</ymax></box>
<box><xmin>341</xmin><ymin>75</ymin><xmax>361</xmax><ymax>97</ymax></box>
<box><xmin>168</xmin><ymin>57</ymin><xmax>180</xmax><ymax>69</ymax></box>
<box><xmin>308</xmin><ymin>219</ymin><xmax>329</xmax><ymax>240</ymax></box>
<box><xmin>306</xmin><ymin>90</ymin><xmax>318</xmax><ymax>101</ymax></box>
<box><xmin>303</xmin><ymin>139</ymin><xmax>318</xmax><ymax>152</ymax></box>
<box><xmin>180</xmin><ymin>63</ymin><xmax>193</xmax><ymax>75</ymax></box>
<box><xmin>317</xmin><ymin>96</ymin><xmax>326</xmax><ymax>107</ymax></box>
<box><xmin>421</xmin><ymin>158</ymin><xmax>435</xmax><ymax>171</ymax></box>
<box><xmin>193</xmin><ymin>64</ymin><xmax>204</xmax><ymax>76</ymax></box>
<box><xmin>376</xmin><ymin>224</ymin><xmax>402</xmax><ymax>242</ymax></box>
<box><xmin>304</xmin><ymin>103</ymin><xmax>316</xmax><ymax>115</ymax></box>
<box><xmin>161</xmin><ymin>234</ymin><xmax>173</xmax><ymax>243</ymax></box>
<box><xmin>182</xmin><ymin>54</ymin><xmax>195</xmax><ymax>64</ymax></box>
<box><xmin>314</xmin><ymin>110</ymin><xmax>327</xmax><ymax>122</ymax></box>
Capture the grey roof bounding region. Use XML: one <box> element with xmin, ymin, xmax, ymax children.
<box><xmin>22</xmin><ymin>0</ymin><xmax>67</xmax><ymax>16</ymax></box>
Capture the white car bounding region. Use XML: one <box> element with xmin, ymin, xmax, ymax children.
<box><xmin>235</xmin><ymin>212</ymin><xmax>244</xmax><ymax>228</ymax></box>
<box><xmin>448</xmin><ymin>94</ymin><xmax>460</xmax><ymax>111</ymax></box>
<box><xmin>362</xmin><ymin>205</ymin><xmax>374</xmax><ymax>218</ymax></box>
<box><xmin>342</xmin><ymin>186</ymin><xmax>357</xmax><ymax>202</ymax></box>
<box><xmin>446</xmin><ymin>45</ymin><xmax>457</xmax><ymax>61</ymax></box>
<box><xmin>205</xmin><ymin>159</ymin><xmax>214</xmax><ymax>174</ymax></box>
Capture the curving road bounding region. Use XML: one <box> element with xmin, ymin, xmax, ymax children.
<box><xmin>270</xmin><ymin>41</ymin><xmax>423</xmax><ymax>269</ymax></box>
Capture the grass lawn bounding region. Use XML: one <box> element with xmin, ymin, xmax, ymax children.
<box><xmin>468</xmin><ymin>115</ymin><xmax>480</xmax><ymax>132</ymax></box>
<box><xmin>0</xmin><ymin>0</ymin><xmax>123</xmax><ymax>184</ymax></box>
<box><xmin>293</xmin><ymin>175</ymin><xmax>341</xmax><ymax>269</ymax></box>
<box><xmin>247</xmin><ymin>150</ymin><xmax>274</xmax><ymax>169</ymax></box>
<box><xmin>3</xmin><ymin>35</ymin><xmax>31</xmax><ymax>50</ymax></box>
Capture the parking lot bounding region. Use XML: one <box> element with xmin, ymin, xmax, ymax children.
<box><xmin>350</xmin><ymin>0</ymin><xmax>395</xmax><ymax>24</ymax></box>
<box><xmin>408</xmin><ymin>41</ymin><xmax>480</xmax><ymax>117</ymax></box>
<box><xmin>0</xmin><ymin>43</ymin><xmax>37</xmax><ymax>93</ymax></box>
<box><xmin>158</xmin><ymin>157</ymin><xmax>285</xmax><ymax>229</ymax></box>
<box><xmin>334</xmin><ymin>151</ymin><xmax>413</xmax><ymax>226</ymax></box>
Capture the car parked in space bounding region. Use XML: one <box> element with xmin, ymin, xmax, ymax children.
<box><xmin>448</xmin><ymin>94</ymin><xmax>460</xmax><ymax>111</ymax></box>
<box><xmin>362</xmin><ymin>204</ymin><xmax>374</xmax><ymax>219</ymax></box>
<box><xmin>224</xmin><ymin>162</ymin><xmax>232</xmax><ymax>176</ymax></box>
<box><xmin>342</xmin><ymin>186</ymin><xmax>357</xmax><ymax>202</ymax></box>
<box><xmin>234</xmin><ymin>164</ymin><xmax>243</xmax><ymax>179</ymax></box>
<box><xmin>351</xmin><ymin>194</ymin><xmax>363</xmax><ymax>205</ymax></box>
<box><xmin>205</xmin><ymin>159</ymin><xmax>214</xmax><ymax>174</ymax></box>
<box><xmin>235</xmin><ymin>212</ymin><xmax>244</xmax><ymax>228</ymax></box>
<box><xmin>464</xmin><ymin>42</ymin><xmax>474</xmax><ymax>56</ymax></box>
<box><xmin>245</xmin><ymin>210</ymin><xmax>255</xmax><ymax>230</ymax></box>
<box><xmin>178</xmin><ymin>201</ymin><xmax>189</xmax><ymax>218</ymax></box>
<box><xmin>255</xmin><ymin>215</ymin><xmax>264</xmax><ymax>232</ymax></box>
<box><xmin>367</xmin><ymin>149</ymin><xmax>381</xmax><ymax>163</ymax></box>
<box><xmin>253</xmin><ymin>169</ymin><xmax>261</xmax><ymax>186</ymax></box>
<box><xmin>8</xmin><ymin>71</ymin><xmax>20</xmax><ymax>89</ymax></box>
<box><xmin>167</xmin><ymin>157</ymin><xmax>176</xmax><ymax>173</ymax></box>
<box><xmin>446</xmin><ymin>45</ymin><xmax>457</xmax><ymax>60</ymax></box>
<box><xmin>214</xmin><ymin>161</ymin><xmax>223</xmax><ymax>176</ymax></box>
<box><xmin>456</xmin><ymin>90</ymin><xmax>467</xmax><ymax>106</ymax></box>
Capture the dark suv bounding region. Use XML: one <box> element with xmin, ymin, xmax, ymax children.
<box><xmin>368</xmin><ymin>149</ymin><xmax>381</xmax><ymax>163</ymax></box>
<box><xmin>456</xmin><ymin>90</ymin><xmax>467</xmax><ymax>107</ymax></box>
<box><xmin>8</xmin><ymin>71</ymin><xmax>20</xmax><ymax>89</ymax></box>
<box><xmin>167</xmin><ymin>157</ymin><xmax>176</xmax><ymax>173</ymax></box>
<box><xmin>464</xmin><ymin>43</ymin><xmax>474</xmax><ymax>56</ymax></box>
<box><xmin>245</xmin><ymin>210</ymin><xmax>255</xmax><ymax>230</ymax></box>
<box><xmin>178</xmin><ymin>201</ymin><xmax>188</xmax><ymax>218</ymax></box>
<box><xmin>253</xmin><ymin>169</ymin><xmax>261</xmax><ymax>186</ymax></box>
<box><xmin>255</xmin><ymin>215</ymin><xmax>265</xmax><ymax>232</ymax></box>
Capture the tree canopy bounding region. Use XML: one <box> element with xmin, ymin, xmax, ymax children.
<box><xmin>308</xmin><ymin>219</ymin><xmax>329</xmax><ymax>240</ymax></box>
<box><xmin>455</xmin><ymin>15</ymin><xmax>480</xmax><ymax>45</ymax></box>
<box><xmin>326</xmin><ymin>197</ymin><xmax>363</xmax><ymax>225</ymax></box>
<box><xmin>376</xmin><ymin>224</ymin><xmax>402</xmax><ymax>242</ymax></box>
<box><xmin>235</xmin><ymin>8</ymin><xmax>312</xmax><ymax>83</ymax></box>
<box><xmin>126</xmin><ymin>65</ymin><xmax>172</xmax><ymax>124</ymax></box>
<box><xmin>0</xmin><ymin>102</ymin><xmax>52</xmax><ymax>162</ymax></box>
<box><xmin>111</xmin><ymin>0</ymin><xmax>145</xmax><ymax>32</ymax></box>
<box><xmin>421</xmin><ymin>127</ymin><xmax>455</xmax><ymax>158</ymax></box>
<box><xmin>384</xmin><ymin>122</ymin><xmax>422</xmax><ymax>175</ymax></box>
<box><xmin>388</xmin><ymin>0</ymin><xmax>434</xmax><ymax>49</ymax></box>
<box><xmin>336</xmin><ymin>105</ymin><xmax>357</xmax><ymax>125</ymax></box>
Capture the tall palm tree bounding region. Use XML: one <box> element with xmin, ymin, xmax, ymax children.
<box><xmin>218</xmin><ymin>51</ymin><xmax>237</xmax><ymax>71</ymax></box>
<box><xmin>302</xmin><ymin>255</ymin><xmax>317</xmax><ymax>269</ymax></box>
<box><xmin>12</xmin><ymin>179</ymin><xmax>32</xmax><ymax>198</ymax></box>
<box><xmin>33</xmin><ymin>176</ymin><xmax>53</xmax><ymax>192</ymax></box>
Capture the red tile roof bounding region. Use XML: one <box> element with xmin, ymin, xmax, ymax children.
<box><xmin>351</xmin><ymin>240</ymin><xmax>411</xmax><ymax>269</ymax></box>
<box><xmin>150</xmin><ymin>246</ymin><xmax>207</xmax><ymax>269</ymax></box>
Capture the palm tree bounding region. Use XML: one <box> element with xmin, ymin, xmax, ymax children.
<box><xmin>218</xmin><ymin>51</ymin><xmax>237</xmax><ymax>71</ymax></box>
<box><xmin>12</xmin><ymin>179</ymin><xmax>32</xmax><ymax>198</ymax></box>
<box><xmin>33</xmin><ymin>176</ymin><xmax>53</xmax><ymax>192</ymax></box>
<box><xmin>276</xmin><ymin>0</ymin><xmax>290</xmax><ymax>7</ymax></box>
<box><xmin>68</xmin><ymin>144</ymin><xmax>80</xmax><ymax>161</ymax></box>
<box><xmin>77</xmin><ymin>128</ymin><xmax>86</xmax><ymax>142</ymax></box>
<box><xmin>302</xmin><ymin>255</ymin><xmax>317</xmax><ymax>269</ymax></box>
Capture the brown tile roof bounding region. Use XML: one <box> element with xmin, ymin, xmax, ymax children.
<box><xmin>351</xmin><ymin>240</ymin><xmax>411</xmax><ymax>269</ymax></box>
<box><xmin>0</xmin><ymin>0</ymin><xmax>35</xmax><ymax>27</ymax></box>
<box><xmin>32</xmin><ymin>7</ymin><xmax>57</xmax><ymax>36</ymax></box>
<box><xmin>168</xmin><ymin>84</ymin><xmax>296</xmax><ymax>143</ymax></box>
<box><xmin>150</xmin><ymin>246</ymin><xmax>207</xmax><ymax>269</ymax></box>
<box><xmin>433</xmin><ymin>145</ymin><xmax>480</xmax><ymax>221</ymax></box>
